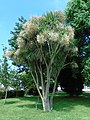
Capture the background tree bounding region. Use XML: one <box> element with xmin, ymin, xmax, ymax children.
<box><xmin>8</xmin><ymin>16</ymin><xmax>27</xmax><ymax>71</ymax></box>
<box><xmin>7</xmin><ymin>11</ymin><xmax>77</xmax><ymax>111</ymax></box>
<box><xmin>0</xmin><ymin>47</ymin><xmax>11</xmax><ymax>104</ymax></box>
<box><xmin>8</xmin><ymin>16</ymin><xmax>26</xmax><ymax>50</ymax></box>
<box><xmin>58</xmin><ymin>55</ymin><xmax>84</xmax><ymax>96</ymax></box>
<box><xmin>65</xmin><ymin>0</ymin><xmax>90</xmax><ymax>86</ymax></box>
<box><xmin>65</xmin><ymin>0</ymin><xmax>90</xmax><ymax>56</ymax></box>
<box><xmin>20</xmin><ymin>72</ymin><xmax>38</xmax><ymax>95</ymax></box>
<box><xmin>10</xmin><ymin>70</ymin><xmax>22</xmax><ymax>90</ymax></box>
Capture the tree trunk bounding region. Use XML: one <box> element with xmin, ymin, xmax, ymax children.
<box><xmin>4</xmin><ymin>88</ymin><xmax>7</xmax><ymax>104</ymax></box>
<box><xmin>50</xmin><ymin>80</ymin><xmax>57</xmax><ymax>110</ymax></box>
<box><xmin>42</xmin><ymin>97</ymin><xmax>51</xmax><ymax>112</ymax></box>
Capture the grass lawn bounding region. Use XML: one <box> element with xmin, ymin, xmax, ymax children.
<box><xmin>0</xmin><ymin>92</ymin><xmax>90</xmax><ymax>120</ymax></box>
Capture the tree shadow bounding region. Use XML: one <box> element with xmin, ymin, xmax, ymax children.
<box><xmin>17</xmin><ymin>103</ymin><xmax>42</xmax><ymax>110</ymax></box>
<box><xmin>53</xmin><ymin>92</ymin><xmax>90</xmax><ymax>111</ymax></box>
<box><xmin>17</xmin><ymin>96</ymin><xmax>42</xmax><ymax>110</ymax></box>
<box><xmin>5</xmin><ymin>92</ymin><xmax>90</xmax><ymax>111</ymax></box>
<box><xmin>4</xmin><ymin>100</ymin><xmax>20</xmax><ymax>105</ymax></box>
<box><xmin>17</xmin><ymin>103</ymin><xmax>36</xmax><ymax>109</ymax></box>
<box><xmin>18</xmin><ymin>96</ymin><xmax>39</xmax><ymax>102</ymax></box>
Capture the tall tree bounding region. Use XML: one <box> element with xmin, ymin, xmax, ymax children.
<box><xmin>7</xmin><ymin>11</ymin><xmax>77</xmax><ymax>111</ymax></box>
<box><xmin>65</xmin><ymin>0</ymin><xmax>90</xmax><ymax>84</ymax></box>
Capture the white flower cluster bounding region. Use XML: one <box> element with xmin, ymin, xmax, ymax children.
<box><xmin>23</xmin><ymin>17</ymin><xmax>40</xmax><ymax>31</ymax></box>
<box><xmin>5</xmin><ymin>50</ymin><xmax>14</xmax><ymax>57</ymax></box>
<box><xmin>6</xmin><ymin>49</ymin><xmax>21</xmax><ymax>59</ymax></box>
<box><xmin>14</xmin><ymin>49</ymin><xmax>20</xmax><ymax>56</ymax></box>
<box><xmin>17</xmin><ymin>37</ymin><xmax>25</xmax><ymax>48</ymax></box>
<box><xmin>16</xmin><ymin>18</ymin><xmax>39</xmax><ymax>48</ymax></box>
<box><xmin>30</xmin><ymin>16</ymin><xmax>45</xmax><ymax>25</ymax></box>
<box><xmin>54</xmin><ymin>10</ymin><xmax>66</xmax><ymax>22</ymax></box>
<box><xmin>23</xmin><ymin>20</ymin><xmax>32</xmax><ymax>30</ymax></box>
<box><xmin>23</xmin><ymin>21</ymin><xmax>38</xmax><ymax>40</ymax></box>
<box><xmin>56</xmin><ymin>23</ymin><xmax>64</xmax><ymax>30</ymax></box>
<box><xmin>5</xmin><ymin>50</ymin><xmax>17</xmax><ymax>61</ymax></box>
<box><xmin>48</xmin><ymin>31</ymin><xmax>59</xmax><ymax>42</ymax></box>
<box><xmin>66</xmin><ymin>26</ymin><xmax>74</xmax><ymax>40</ymax></box>
<box><xmin>59</xmin><ymin>25</ymin><xmax>74</xmax><ymax>47</ymax></box>
<box><xmin>73</xmin><ymin>47</ymin><xmax>78</xmax><ymax>52</ymax></box>
<box><xmin>37</xmin><ymin>31</ymin><xmax>59</xmax><ymax>44</ymax></box>
<box><xmin>61</xmin><ymin>34</ymin><xmax>70</xmax><ymax>45</ymax></box>
<box><xmin>37</xmin><ymin>34</ymin><xmax>46</xmax><ymax>44</ymax></box>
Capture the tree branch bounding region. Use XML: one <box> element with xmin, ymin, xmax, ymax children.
<box><xmin>30</xmin><ymin>70</ymin><xmax>43</xmax><ymax>100</ymax></box>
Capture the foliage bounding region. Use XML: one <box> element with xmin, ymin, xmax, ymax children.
<box><xmin>65</xmin><ymin>0</ymin><xmax>90</xmax><ymax>55</ymax></box>
<box><xmin>65</xmin><ymin>0</ymin><xmax>90</xmax><ymax>86</ymax></box>
<box><xmin>66</xmin><ymin>0</ymin><xmax>90</xmax><ymax>31</ymax></box>
<box><xmin>9</xmin><ymin>70</ymin><xmax>24</xmax><ymax>90</ymax></box>
<box><xmin>82</xmin><ymin>57</ymin><xmax>90</xmax><ymax>85</ymax></box>
<box><xmin>21</xmin><ymin>72</ymin><xmax>33</xmax><ymax>89</ymax></box>
<box><xmin>0</xmin><ymin>47</ymin><xmax>10</xmax><ymax>87</ymax></box>
<box><xmin>20</xmin><ymin>72</ymin><xmax>38</xmax><ymax>95</ymax></box>
<box><xmin>7</xmin><ymin>11</ymin><xmax>77</xmax><ymax>111</ymax></box>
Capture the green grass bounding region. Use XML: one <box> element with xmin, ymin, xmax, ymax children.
<box><xmin>0</xmin><ymin>92</ymin><xmax>90</xmax><ymax>120</ymax></box>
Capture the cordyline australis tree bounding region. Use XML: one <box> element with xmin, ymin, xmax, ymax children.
<box><xmin>6</xmin><ymin>11</ymin><xmax>77</xmax><ymax>111</ymax></box>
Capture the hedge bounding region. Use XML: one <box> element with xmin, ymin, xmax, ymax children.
<box><xmin>0</xmin><ymin>90</ymin><xmax>25</xmax><ymax>99</ymax></box>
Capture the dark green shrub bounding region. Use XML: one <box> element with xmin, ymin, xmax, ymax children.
<box><xmin>58</xmin><ymin>67</ymin><xmax>83</xmax><ymax>96</ymax></box>
<box><xmin>0</xmin><ymin>90</ymin><xmax>5</xmax><ymax>99</ymax></box>
<box><xmin>28</xmin><ymin>88</ymin><xmax>38</xmax><ymax>96</ymax></box>
<box><xmin>27</xmin><ymin>83</ymin><xmax>39</xmax><ymax>96</ymax></box>
<box><xmin>7</xmin><ymin>90</ymin><xmax>16</xmax><ymax>98</ymax></box>
<box><xmin>0</xmin><ymin>90</ymin><xmax>25</xmax><ymax>99</ymax></box>
<box><xmin>16</xmin><ymin>90</ymin><xmax>25</xmax><ymax>97</ymax></box>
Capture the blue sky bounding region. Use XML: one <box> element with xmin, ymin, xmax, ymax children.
<box><xmin>0</xmin><ymin>0</ymin><xmax>69</xmax><ymax>60</ymax></box>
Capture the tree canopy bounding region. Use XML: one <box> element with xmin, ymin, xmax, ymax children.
<box><xmin>65</xmin><ymin>0</ymin><xmax>90</xmax><ymax>56</ymax></box>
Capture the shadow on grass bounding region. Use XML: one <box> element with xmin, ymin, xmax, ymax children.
<box><xmin>17</xmin><ymin>103</ymin><xmax>36</xmax><ymax>109</ymax></box>
<box><xmin>4</xmin><ymin>92</ymin><xmax>90</xmax><ymax>111</ymax></box>
<box><xmin>53</xmin><ymin>92</ymin><xmax>90</xmax><ymax>111</ymax></box>
<box><xmin>18</xmin><ymin>96</ymin><xmax>39</xmax><ymax>102</ymax></box>
<box><xmin>17</xmin><ymin>96</ymin><xmax>42</xmax><ymax>110</ymax></box>
<box><xmin>6</xmin><ymin>101</ymin><xmax>19</xmax><ymax>104</ymax></box>
<box><xmin>17</xmin><ymin>103</ymin><xmax>42</xmax><ymax>110</ymax></box>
